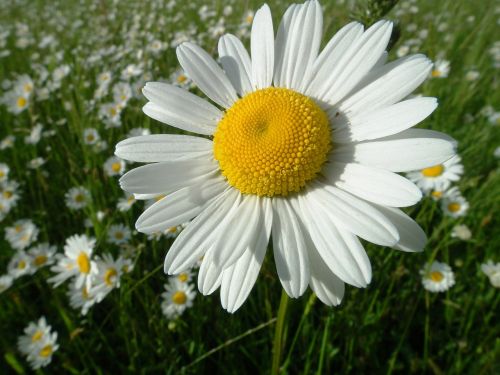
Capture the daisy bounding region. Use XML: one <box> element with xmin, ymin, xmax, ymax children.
<box><xmin>441</xmin><ymin>187</ymin><xmax>469</xmax><ymax>218</ymax></box>
<box><xmin>161</xmin><ymin>279</ymin><xmax>196</xmax><ymax>319</ymax></box>
<box><xmin>116</xmin><ymin>0</ymin><xmax>456</xmax><ymax>312</ymax></box>
<box><xmin>7</xmin><ymin>251</ymin><xmax>33</xmax><ymax>278</ymax></box>
<box><xmin>3</xmin><ymin>86</ymin><xmax>29</xmax><ymax>114</ymax></box>
<box><xmin>5</xmin><ymin>219</ymin><xmax>39</xmax><ymax>250</ymax></box>
<box><xmin>27</xmin><ymin>243</ymin><xmax>57</xmax><ymax>272</ymax></box>
<box><xmin>117</xmin><ymin>192</ymin><xmax>136</xmax><ymax>212</ymax></box>
<box><xmin>25</xmin><ymin>333</ymin><xmax>59</xmax><ymax>370</ymax></box>
<box><xmin>90</xmin><ymin>253</ymin><xmax>127</xmax><ymax>302</ymax></box>
<box><xmin>451</xmin><ymin>224</ymin><xmax>471</xmax><ymax>241</ymax></box>
<box><xmin>107</xmin><ymin>223</ymin><xmax>131</xmax><ymax>245</ymax></box>
<box><xmin>17</xmin><ymin>317</ymin><xmax>52</xmax><ymax>357</ymax></box>
<box><xmin>67</xmin><ymin>279</ymin><xmax>98</xmax><ymax>315</ymax></box>
<box><xmin>0</xmin><ymin>162</ymin><xmax>9</xmax><ymax>182</ymax></box>
<box><xmin>407</xmin><ymin>155</ymin><xmax>463</xmax><ymax>192</ymax></box>
<box><xmin>83</xmin><ymin>128</ymin><xmax>100</xmax><ymax>145</ymax></box>
<box><xmin>49</xmin><ymin>234</ymin><xmax>97</xmax><ymax>288</ymax></box>
<box><xmin>0</xmin><ymin>274</ymin><xmax>14</xmax><ymax>293</ymax></box>
<box><xmin>481</xmin><ymin>261</ymin><xmax>500</xmax><ymax>288</ymax></box>
<box><xmin>170</xmin><ymin>68</ymin><xmax>193</xmax><ymax>89</ymax></box>
<box><xmin>430</xmin><ymin>59</ymin><xmax>450</xmax><ymax>78</ymax></box>
<box><xmin>173</xmin><ymin>270</ymin><xmax>193</xmax><ymax>284</ymax></box>
<box><xmin>65</xmin><ymin>186</ymin><xmax>91</xmax><ymax>210</ymax></box>
<box><xmin>104</xmin><ymin>155</ymin><xmax>126</xmax><ymax>177</ymax></box>
<box><xmin>420</xmin><ymin>261</ymin><xmax>455</xmax><ymax>292</ymax></box>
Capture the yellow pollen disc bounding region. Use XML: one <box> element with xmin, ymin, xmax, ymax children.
<box><xmin>246</xmin><ymin>15</ymin><xmax>254</xmax><ymax>23</ymax></box>
<box><xmin>15</xmin><ymin>225</ymin><xmax>22</xmax><ymax>233</ymax></box>
<box><xmin>4</xmin><ymin>191</ymin><xmax>13</xmax><ymax>199</ymax></box>
<box><xmin>114</xmin><ymin>231</ymin><xmax>124</xmax><ymax>239</ymax></box>
<box><xmin>34</xmin><ymin>255</ymin><xmax>48</xmax><ymax>266</ymax></box>
<box><xmin>177</xmin><ymin>74</ymin><xmax>187</xmax><ymax>83</ymax></box>
<box><xmin>31</xmin><ymin>331</ymin><xmax>43</xmax><ymax>342</ymax></box>
<box><xmin>77</xmin><ymin>252</ymin><xmax>90</xmax><ymax>274</ymax></box>
<box><xmin>86</xmin><ymin>135</ymin><xmax>95</xmax><ymax>142</ymax></box>
<box><xmin>430</xmin><ymin>271</ymin><xmax>444</xmax><ymax>282</ymax></box>
<box><xmin>213</xmin><ymin>88</ymin><xmax>331</xmax><ymax>197</ymax></box>
<box><xmin>0</xmin><ymin>171</ymin><xmax>4</xmax><ymax>177</ymax></box>
<box><xmin>39</xmin><ymin>345</ymin><xmax>53</xmax><ymax>358</ymax></box>
<box><xmin>168</xmin><ymin>226</ymin><xmax>178</xmax><ymax>233</ymax></box>
<box><xmin>109</xmin><ymin>107</ymin><xmax>117</xmax><ymax>116</ymax></box>
<box><xmin>177</xmin><ymin>273</ymin><xmax>188</xmax><ymax>282</ymax></box>
<box><xmin>172</xmin><ymin>291</ymin><xmax>187</xmax><ymax>305</ymax></box>
<box><xmin>104</xmin><ymin>268</ymin><xmax>118</xmax><ymax>286</ymax></box>
<box><xmin>111</xmin><ymin>162</ymin><xmax>122</xmax><ymax>173</ymax></box>
<box><xmin>421</xmin><ymin>164</ymin><xmax>444</xmax><ymax>177</ymax></box>
<box><xmin>74</xmin><ymin>194</ymin><xmax>85</xmax><ymax>203</ymax></box>
<box><xmin>18</xmin><ymin>260</ymin><xmax>26</xmax><ymax>269</ymax></box>
<box><xmin>431</xmin><ymin>70</ymin><xmax>441</xmax><ymax>78</ymax></box>
<box><xmin>448</xmin><ymin>202</ymin><xmax>461</xmax><ymax>212</ymax></box>
<box><xmin>17</xmin><ymin>96</ymin><xmax>27</xmax><ymax>108</ymax></box>
<box><xmin>431</xmin><ymin>191</ymin><xmax>443</xmax><ymax>199</ymax></box>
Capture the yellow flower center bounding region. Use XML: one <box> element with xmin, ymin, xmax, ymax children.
<box><xmin>111</xmin><ymin>162</ymin><xmax>122</xmax><ymax>173</ymax></box>
<box><xmin>177</xmin><ymin>74</ymin><xmax>187</xmax><ymax>83</ymax></box>
<box><xmin>39</xmin><ymin>345</ymin><xmax>53</xmax><ymax>358</ymax></box>
<box><xmin>74</xmin><ymin>193</ymin><xmax>85</xmax><ymax>203</ymax></box>
<box><xmin>421</xmin><ymin>164</ymin><xmax>444</xmax><ymax>177</ymax></box>
<box><xmin>114</xmin><ymin>231</ymin><xmax>124</xmax><ymax>239</ymax></box>
<box><xmin>431</xmin><ymin>191</ymin><xmax>443</xmax><ymax>199</ymax></box>
<box><xmin>213</xmin><ymin>88</ymin><xmax>331</xmax><ymax>197</ymax></box>
<box><xmin>18</xmin><ymin>260</ymin><xmax>26</xmax><ymax>269</ymax></box>
<box><xmin>86</xmin><ymin>134</ymin><xmax>95</xmax><ymax>142</ymax></box>
<box><xmin>109</xmin><ymin>107</ymin><xmax>117</xmax><ymax>116</ymax></box>
<box><xmin>431</xmin><ymin>70</ymin><xmax>441</xmax><ymax>78</ymax></box>
<box><xmin>246</xmin><ymin>15</ymin><xmax>254</xmax><ymax>24</ymax></box>
<box><xmin>430</xmin><ymin>271</ymin><xmax>444</xmax><ymax>282</ymax></box>
<box><xmin>172</xmin><ymin>291</ymin><xmax>187</xmax><ymax>305</ymax></box>
<box><xmin>0</xmin><ymin>171</ymin><xmax>4</xmax><ymax>178</ymax></box>
<box><xmin>168</xmin><ymin>226</ymin><xmax>178</xmax><ymax>233</ymax></box>
<box><xmin>448</xmin><ymin>202</ymin><xmax>461</xmax><ymax>212</ymax></box>
<box><xmin>31</xmin><ymin>331</ymin><xmax>43</xmax><ymax>342</ymax></box>
<box><xmin>77</xmin><ymin>252</ymin><xmax>90</xmax><ymax>274</ymax></box>
<box><xmin>104</xmin><ymin>268</ymin><xmax>117</xmax><ymax>286</ymax></box>
<box><xmin>3</xmin><ymin>191</ymin><xmax>13</xmax><ymax>199</ymax></box>
<box><xmin>15</xmin><ymin>225</ymin><xmax>22</xmax><ymax>233</ymax></box>
<box><xmin>23</xmin><ymin>83</ymin><xmax>33</xmax><ymax>93</ymax></box>
<box><xmin>34</xmin><ymin>255</ymin><xmax>48</xmax><ymax>266</ymax></box>
<box><xmin>177</xmin><ymin>273</ymin><xmax>188</xmax><ymax>282</ymax></box>
<box><xmin>17</xmin><ymin>96</ymin><xmax>27</xmax><ymax>108</ymax></box>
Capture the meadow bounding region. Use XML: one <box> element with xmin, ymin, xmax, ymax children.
<box><xmin>0</xmin><ymin>0</ymin><xmax>499</xmax><ymax>373</ymax></box>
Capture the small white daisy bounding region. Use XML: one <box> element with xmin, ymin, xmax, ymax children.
<box><xmin>107</xmin><ymin>223</ymin><xmax>131</xmax><ymax>245</ymax></box>
<box><xmin>104</xmin><ymin>155</ymin><xmax>126</xmax><ymax>177</ymax></box>
<box><xmin>173</xmin><ymin>270</ymin><xmax>193</xmax><ymax>284</ymax></box>
<box><xmin>441</xmin><ymin>187</ymin><xmax>469</xmax><ymax>218</ymax></box>
<box><xmin>451</xmin><ymin>224</ymin><xmax>471</xmax><ymax>241</ymax></box>
<box><xmin>420</xmin><ymin>261</ymin><xmax>455</xmax><ymax>292</ymax></box>
<box><xmin>67</xmin><ymin>279</ymin><xmax>98</xmax><ymax>315</ymax></box>
<box><xmin>17</xmin><ymin>316</ymin><xmax>59</xmax><ymax>370</ymax></box>
<box><xmin>49</xmin><ymin>234</ymin><xmax>97</xmax><ymax>288</ymax></box>
<box><xmin>430</xmin><ymin>59</ymin><xmax>450</xmax><ymax>78</ymax></box>
<box><xmin>8</xmin><ymin>251</ymin><xmax>33</xmax><ymax>278</ymax></box>
<box><xmin>5</xmin><ymin>219</ymin><xmax>39</xmax><ymax>250</ymax></box>
<box><xmin>90</xmin><ymin>253</ymin><xmax>127</xmax><ymax>302</ymax></box>
<box><xmin>83</xmin><ymin>128</ymin><xmax>100</xmax><ymax>145</ymax></box>
<box><xmin>481</xmin><ymin>261</ymin><xmax>500</xmax><ymax>288</ymax></box>
<box><xmin>161</xmin><ymin>279</ymin><xmax>196</xmax><ymax>319</ymax></box>
<box><xmin>117</xmin><ymin>192</ymin><xmax>136</xmax><ymax>212</ymax></box>
<box><xmin>407</xmin><ymin>155</ymin><xmax>463</xmax><ymax>192</ymax></box>
<box><xmin>27</xmin><ymin>243</ymin><xmax>57</xmax><ymax>272</ymax></box>
<box><xmin>65</xmin><ymin>186</ymin><xmax>91</xmax><ymax>210</ymax></box>
<box><xmin>0</xmin><ymin>162</ymin><xmax>9</xmax><ymax>182</ymax></box>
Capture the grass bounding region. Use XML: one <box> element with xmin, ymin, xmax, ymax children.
<box><xmin>0</xmin><ymin>0</ymin><xmax>499</xmax><ymax>373</ymax></box>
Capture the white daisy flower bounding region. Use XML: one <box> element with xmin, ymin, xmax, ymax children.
<box><xmin>49</xmin><ymin>234</ymin><xmax>97</xmax><ymax>288</ymax></box>
<box><xmin>481</xmin><ymin>260</ymin><xmax>500</xmax><ymax>288</ymax></box>
<box><xmin>65</xmin><ymin>186</ymin><xmax>91</xmax><ymax>210</ymax></box>
<box><xmin>0</xmin><ymin>162</ymin><xmax>9</xmax><ymax>182</ymax></box>
<box><xmin>27</xmin><ymin>243</ymin><xmax>57</xmax><ymax>272</ymax></box>
<box><xmin>17</xmin><ymin>316</ymin><xmax>51</xmax><ymax>357</ymax></box>
<box><xmin>117</xmin><ymin>192</ymin><xmax>136</xmax><ymax>212</ymax></box>
<box><xmin>24</xmin><ymin>123</ymin><xmax>43</xmax><ymax>145</ymax></box>
<box><xmin>420</xmin><ymin>261</ymin><xmax>455</xmax><ymax>292</ymax></box>
<box><xmin>170</xmin><ymin>68</ymin><xmax>193</xmax><ymax>89</ymax></box>
<box><xmin>173</xmin><ymin>270</ymin><xmax>193</xmax><ymax>284</ymax></box>
<box><xmin>0</xmin><ymin>180</ymin><xmax>20</xmax><ymax>209</ymax></box>
<box><xmin>104</xmin><ymin>155</ymin><xmax>126</xmax><ymax>177</ymax></box>
<box><xmin>83</xmin><ymin>128</ymin><xmax>100</xmax><ymax>145</ymax></box>
<box><xmin>113</xmin><ymin>82</ymin><xmax>132</xmax><ymax>105</ymax></box>
<box><xmin>451</xmin><ymin>224</ymin><xmax>471</xmax><ymax>241</ymax></box>
<box><xmin>161</xmin><ymin>279</ymin><xmax>196</xmax><ymax>319</ymax></box>
<box><xmin>115</xmin><ymin>1</ymin><xmax>456</xmax><ymax>312</ymax></box>
<box><xmin>430</xmin><ymin>59</ymin><xmax>450</xmax><ymax>78</ymax></box>
<box><xmin>90</xmin><ymin>253</ymin><xmax>127</xmax><ymax>302</ymax></box>
<box><xmin>8</xmin><ymin>251</ymin><xmax>33</xmax><ymax>278</ymax></box>
<box><xmin>67</xmin><ymin>279</ymin><xmax>98</xmax><ymax>315</ymax></box>
<box><xmin>107</xmin><ymin>223</ymin><xmax>131</xmax><ymax>245</ymax></box>
<box><xmin>5</xmin><ymin>219</ymin><xmax>39</xmax><ymax>250</ymax></box>
<box><xmin>25</xmin><ymin>332</ymin><xmax>59</xmax><ymax>370</ymax></box>
<box><xmin>0</xmin><ymin>274</ymin><xmax>14</xmax><ymax>293</ymax></box>
<box><xmin>99</xmin><ymin>102</ymin><xmax>123</xmax><ymax>127</ymax></box>
<box><xmin>407</xmin><ymin>155</ymin><xmax>463</xmax><ymax>192</ymax></box>
<box><xmin>441</xmin><ymin>187</ymin><xmax>469</xmax><ymax>218</ymax></box>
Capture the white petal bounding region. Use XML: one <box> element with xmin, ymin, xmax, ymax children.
<box><xmin>115</xmin><ymin>134</ymin><xmax>213</xmax><ymax>163</ymax></box>
<box><xmin>333</xmin><ymin>97</ymin><xmax>438</xmax><ymax>143</ymax></box>
<box><xmin>305</xmin><ymin>22</ymin><xmax>364</xmax><ymax>96</ymax></box>
<box><xmin>331</xmin><ymin>129</ymin><xmax>456</xmax><ymax>172</ymax></box>
<box><xmin>309</xmin><ymin>182</ymin><xmax>400</xmax><ymax>246</ymax></box>
<box><xmin>220</xmin><ymin>198</ymin><xmax>272</xmax><ymax>313</ymax></box>
<box><xmin>142</xmin><ymin>82</ymin><xmax>221</xmax><ymax>135</ymax></box>
<box><xmin>323</xmin><ymin>161</ymin><xmax>422</xmax><ymax>207</ymax></box>
<box><xmin>374</xmin><ymin>205</ymin><xmax>427</xmax><ymax>252</ymax></box>
<box><xmin>212</xmin><ymin>195</ymin><xmax>261</xmax><ymax>270</ymax></box>
<box><xmin>273</xmin><ymin>1</ymin><xmax>323</xmax><ymax>91</ymax></box>
<box><xmin>308</xmin><ymin>245</ymin><xmax>345</xmax><ymax>306</ymax></box>
<box><xmin>135</xmin><ymin>176</ymin><xmax>226</xmax><ymax>234</ymax></box>
<box><xmin>272</xmin><ymin>198</ymin><xmax>309</xmax><ymax>298</ymax></box>
<box><xmin>197</xmin><ymin>246</ymin><xmax>223</xmax><ymax>295</ymax></box>
<box><xmin>119</xmin><ymin>159</ymin><xmax>218</xmax><ymax>195</ymax></box>
<box><xmin>251</xmin><ymin>4</ymin><xmax>274</xmax><ymax>89</ymax></box>
<box><xmin>295</xmin><ymin>193</ymin><xmax>370</xmax><ymax>287</ymax></box>
<box><xmin>273</xmin><ymin>4</ymin><xmax>298</xmax><ymax>88</ymax></box>
<box><xmin>177</xmin><ymin>42</ymin><xmax>238</xmax><ymax>108</ymax></box>
<box><xmin>218</xmin><ymin>34</ymin><xmax>253</xmax><ymax>96</ymax></box>
<box><xmin>165</xmin><ymin>188</ymin><xmax>239</xmax><ymax>274</ymax></box>
<box><xmin>317</xmin><ymin>21</ymin><xmax>393</xmax><ymax>105</ymax></box>
<box><xmin>339</xmin><ymin>54</ymin><xmax>433</xmax><ymax>115</ymax></box>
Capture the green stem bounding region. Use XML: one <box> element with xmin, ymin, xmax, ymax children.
<box><xmin>271</xmin><ymin>290</ymin><xmax>290</xmax><ymax>375</ymax></box>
